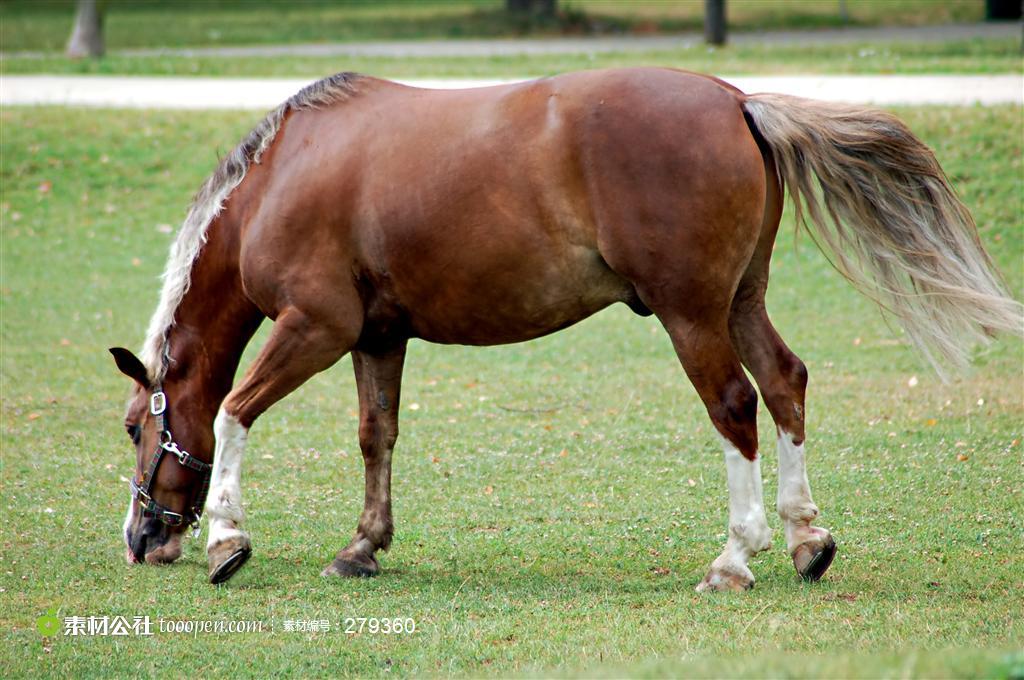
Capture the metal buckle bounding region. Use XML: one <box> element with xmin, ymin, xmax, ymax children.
<box><xmin>135</xmin><ymin>489</ymin><xmax>152</xmax><ymax>510</ymax></box>
<box><xmin>161</xmin><ymin>440</ymin><xmax>189</xmax><ymax>466</ymax></box>
<box><xmin>162</xmin><ymin>511</ymin><xmax>184</xmax><ymax>527</ymax></box>
<box><xmin>130</xmin><ymin>478</ymin><xmax>148</xmax><ymax>501</ymax></box>
<box><xmin>150</xmin><ymin>391</ymin><xmax>167</xmax><ymax>416</ymax></box>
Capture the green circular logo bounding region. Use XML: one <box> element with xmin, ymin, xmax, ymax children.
<box><xmin>36</xmin><ymin>608</ymin><xmax>60</xmax><ymax>636</ymax></box>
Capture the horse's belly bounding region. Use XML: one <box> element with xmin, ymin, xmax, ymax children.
<box><xmin>398</xmin><ymin>246</ymin><xmax>631</xmax><ymax>346</ymax></box>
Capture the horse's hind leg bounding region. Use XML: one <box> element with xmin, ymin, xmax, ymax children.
<box><xmin>206</xmin><ymin>302</ymin><xmax>361</xmax><ymax>583</ymax></box>
<box><xmin>729</xmin><ymin>288</ymin><xmax>837</xmax><ymax>581</ymax></box>
<box><xmin>322</xmin><ymin>343</ymin><xmax>406</xmax><ymax>578</ymax></box>
<box><xmin>653</xmin><ymin>309</ymin><xmax>773</xmax><ymax>592</ymax></box>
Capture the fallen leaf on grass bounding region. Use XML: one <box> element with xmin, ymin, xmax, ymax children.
<box><xmin>651</xmin><ymin>567</ymin><xmax>670</xmax><ymax>576</ymax></box>
<box><xmin>957</xmin><ymin>453</ymin><xmax>969</xmax><ymax>462</ymax></box>
<box><xmin>37</xmin><ymin>181</ymin><xmax>52</xmax><ymax>194</ymax></box>
<box><xmin>483</xmin><ymin>485</ymin><xmax>494</xmax><ymax>495</ymax></box>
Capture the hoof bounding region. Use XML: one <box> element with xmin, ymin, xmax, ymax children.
<box><xmin>321</xmin><ymin>552</ymin><xmax>380</xmax><ymax>578</ymax></box>
<box><xmin>208</xmin><ymin>535</ymin><xmax>252</xmax><ymax>585</ymax></box>
<box><xmin>792</xmin><ymin>533</ymin><xmax>837</xmax><ymax>582</ymax></box>
<box><xmin>696</xmin><ymin>567</ymin><xmax>755</xmax><ymax>593</ymax></box>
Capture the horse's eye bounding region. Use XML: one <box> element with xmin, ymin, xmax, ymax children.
<box><xmin>126</xmin><ymin>424</ymin><xmax>141</xmax><ymax>446</ymax></box>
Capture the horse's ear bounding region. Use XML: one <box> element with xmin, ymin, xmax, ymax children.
<box><xmin>109</xmin><ymin>347</ymin><xmax>150</xmax><ymax>387</ymax></box>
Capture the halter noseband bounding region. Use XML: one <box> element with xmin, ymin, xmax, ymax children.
<box><xmin>130</xmin><ymin>384</ymin><xmax>212</xmax><ymax>532</ymax></box>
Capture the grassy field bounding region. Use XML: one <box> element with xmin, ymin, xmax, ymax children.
<box><xmin>3</xmin><ymin>38</ymin><xmax>1019</xmax><ymax>77</ymax></box>
<box><xmin>1</xmin><ymin>101</ymin><xmax>1022</xmax><ymax>678</ymax></box>
<box><xmin>0</xmin><ymin>0</ymin><xmax>986</xmax><ymax>53</ymax></box>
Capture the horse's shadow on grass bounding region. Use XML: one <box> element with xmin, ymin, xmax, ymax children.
<box><xmin>196</xmin><ymin>545</ymin><xmax>843</xmax><ymax>600</ymax></box>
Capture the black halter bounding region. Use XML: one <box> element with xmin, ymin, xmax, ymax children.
<box><xmin>129</xmin><ymin>384</ymin><xmax>213</xmax><ymax>530</ymax></box>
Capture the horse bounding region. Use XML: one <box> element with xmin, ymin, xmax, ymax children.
<box><xmin>110</xmin><ymin>68</ymin><xmax>1021</xmax><ymax>589</ymax></box>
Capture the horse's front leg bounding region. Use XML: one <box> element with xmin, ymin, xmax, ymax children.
<box><xmin>205</xmin><ymin>305</ymin><xmax>361</xmax><ymax>583</ymax></box>
<box><xmin>206</xmin><ymin>410</ymin><xmax>253</xmax><ymax>583</ymax></box>
<box><xmin>322</xmin><ymin>343</ymin><xmax>407</xmax><ymax>578</ymax></box>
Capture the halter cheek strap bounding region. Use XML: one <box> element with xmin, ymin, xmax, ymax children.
<box><xmin>130</xmin><ymin>385</ymin><xmax>213</xmax><ymax>530</ymax></box>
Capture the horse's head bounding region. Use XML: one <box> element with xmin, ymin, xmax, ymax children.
<box><xmin>110</xmin><ymin>347</ymin><xmax>210</xmax><ymax>566</ymax></box>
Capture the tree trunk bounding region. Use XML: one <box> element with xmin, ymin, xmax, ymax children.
<box><xmin>506</xmin><ymin>0</ymin><xmax>556</xmax><ymax>16</ymax></box>
<box><xmin>704</xmin><ymin>0</ymin><xmax>727</xmax><ymax>46</ymax></box>
<box><xmin>66</xmin><ymin>0</ymin><xmax>104</xmax><ymax>59</ymax></box>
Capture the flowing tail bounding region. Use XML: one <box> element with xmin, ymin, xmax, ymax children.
<box><xmin>743</xmin><ymin>93</ymin><xmax>1023</xmax><ymax>377</ymax></box>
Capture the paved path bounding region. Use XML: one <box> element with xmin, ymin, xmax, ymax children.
<box><xmin>1</xmin><ymin>74</ymin><xmax>1020</xmax><ymax>108</ymax></box>
<box><xmin>2</xmin><ymin>22</ymin><xmax>1019</xmax><ymax>60</ymax></box>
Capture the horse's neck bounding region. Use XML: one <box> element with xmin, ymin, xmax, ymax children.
<box><xmin>163</xmin><ymin>213</ymin><xmax>262</xmax><ymax>447</ymax></box>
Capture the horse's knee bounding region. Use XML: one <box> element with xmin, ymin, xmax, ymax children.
<box><xmin>358</xmin><ymin>413</ymin><xmax>398</xmax><ymax>456</ymax></box>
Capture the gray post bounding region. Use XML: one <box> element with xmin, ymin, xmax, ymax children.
<box><xmin>705</xmin><ymin>0</ymin><xmax>727</xmax><ymax>46</ymax></box>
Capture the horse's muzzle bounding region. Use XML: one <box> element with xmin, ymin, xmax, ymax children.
<box><xmin>125</xmin><ymin>518</ymin><xmax>182</xmax><ymax>565</ymax></box>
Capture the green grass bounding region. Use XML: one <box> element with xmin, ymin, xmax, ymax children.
<box><xmin>0</xmin><ymin>0</ymin><xmax>986</xmax><ymax>53</ymax></box>
<box><xmin>3</xmin><ymin>37</ymin><xmax>1019</xmax><ymax>77</ymax></box>
<box><xmin>1</xmin><ymin>104</ymin><xmax>1021</xmax><ymax>677</ymax></box>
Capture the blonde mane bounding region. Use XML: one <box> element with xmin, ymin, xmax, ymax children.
<box><xmin>140</xmin><ymin>72</ymin><xmax>361</xmax><ymax>382</ymax></box>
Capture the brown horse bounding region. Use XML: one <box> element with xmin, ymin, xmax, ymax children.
<box><xmin>111</xmin><ymin>69</ymin><xmax>1021</xmax><ymax>589</ymax></box>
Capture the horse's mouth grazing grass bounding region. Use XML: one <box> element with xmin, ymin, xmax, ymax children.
<box><xmin>125</xmin><ymin>523</ymin><xmax>183</xmax><ymax>565</ymax></box>
<box><xmin>143</xmin><ymin>534</ymin><xmax>183</xmax><ymax>565</ymax></box>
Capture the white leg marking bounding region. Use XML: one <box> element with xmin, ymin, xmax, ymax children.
<box><xmin>776</xmin><ymin>430</ymin><xmax>823</xmax><ymax>552</ymax></box>
<box><xmin>699</xmin><ymin>437</ymin><xmax>772</xmax><ymax>590</ymax></box>
<box><xmin>206</xmin><ymin>408</ymin><xmax>249</xmax><ymax>549</ymax></box>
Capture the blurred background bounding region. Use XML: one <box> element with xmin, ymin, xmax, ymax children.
<box><xmin>0</xmin><ymin>0</ymin><xmax>1020</xmax><ymax>78</ymax></box>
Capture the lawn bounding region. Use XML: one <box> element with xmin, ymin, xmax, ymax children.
<box><xmin>0</xmin><ymin>0</ymin><xmax>986</xmax><ymax>53</ymax></box>
<box><xmin>1</xmin><ymin>101</ymin><xmax>1021</xmax><ymax>678</ymax></box>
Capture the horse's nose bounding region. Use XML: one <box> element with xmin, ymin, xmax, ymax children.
<box><xmin>127</xmin><ymin>528</ymin><xmax>148</xmax><ymax>564</ymax></box>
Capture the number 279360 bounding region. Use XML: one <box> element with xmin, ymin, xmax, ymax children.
<box><xmin>344</xmin><ymin>617</ymin><xmax>416</xmax><ymax>634</ymax></box>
